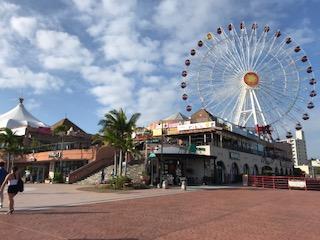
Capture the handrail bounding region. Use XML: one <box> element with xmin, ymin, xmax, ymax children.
<box><xmin>68</xmin><ymin>146</ymin><xmax>115</xmax><ymax>184</ymax></box>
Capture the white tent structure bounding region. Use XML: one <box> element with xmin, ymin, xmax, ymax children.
<box><xmin>0</xmin><ymin>98</ymin><xmax>48</xmax><ymax>136</ymax></box>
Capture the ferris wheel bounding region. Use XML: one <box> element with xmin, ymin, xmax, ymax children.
<box><xmin>180</xmin><ymin>22</ymin><xmax>317</xmax><ymax>139</ymax></box>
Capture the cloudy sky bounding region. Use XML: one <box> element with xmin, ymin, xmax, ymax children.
<box><xmin>0</xmin><ymin>0</ymin><xmax>319</xmax><ymax>157</ymax></box>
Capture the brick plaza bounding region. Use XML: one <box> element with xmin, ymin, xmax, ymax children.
<box><xmin>0</xmin><ymin>185</ymin><xmax>319</xmax><ymax>240</ymax></box>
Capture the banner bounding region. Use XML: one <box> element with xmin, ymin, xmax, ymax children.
<box><xmin>288</xmin><ymin>180</ymin><xmax>306</xmax><ymax>188</ymax></box>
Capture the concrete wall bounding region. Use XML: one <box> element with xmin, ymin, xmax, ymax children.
<box><xmin>205</xmin><ymin>145</ymin><xmax>293</xmax><ymax>176</ymax></box>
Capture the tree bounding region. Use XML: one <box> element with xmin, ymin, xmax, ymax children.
<box><xmin>99</xmin><ymin>108</ymin><xmax>140</xmax><ymax>176</ymax></box>
<box><xmin>123</xmin><ymin>136</ymin><xmax>141</xmax><ymax>176</ymax></box>
<box><xmin>0</xmin><ymin>128</ymin><xmax>22</xmax><ymax>171</ymax></box>
<box><xmin>53</xmin><ymin>124</ymin><xmax>69</xmax><ymax>174</ymax></box>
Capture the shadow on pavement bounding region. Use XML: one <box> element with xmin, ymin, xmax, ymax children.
<box><xmin>70</xmin><ymin>239</ymin><xmax>139</xmax><ymax>240</ymax></box>
<box><xmin>14</xmin><ymin>211</ymin><xmax>110</xmax><ymax>215</ymax></box>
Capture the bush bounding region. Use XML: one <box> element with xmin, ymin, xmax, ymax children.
<box><xmin>53</xmin><ymin>172</ymin><xmax>64</xmax><ymax>183</ymax></box>
<box><xmin>109</xmin><ymin>176</ymin><xmax>132</xmax><ymax>190</ymax></box>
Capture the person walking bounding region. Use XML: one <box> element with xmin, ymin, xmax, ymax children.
<box><xmin>0</xmin><ymin>161</ymin><xmax>8</xmax><ymax>208</ymax></box>
<box><xmin>0</xmin><ymin>166</ymin><xmax>20</xmax><ymax>214</ymax></box>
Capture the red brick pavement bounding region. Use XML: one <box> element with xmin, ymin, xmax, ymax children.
<box><xmin>0</xmin><ymin>188</ymin><xmax>320</xmax><ymax>240</ymax></box>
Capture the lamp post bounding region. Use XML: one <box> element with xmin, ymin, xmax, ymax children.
<box><xmin>148</xmin><ymin>153</ymin><xmax>156</xmax><ymax>187</ymax></box>
<box><xmin>160</xmin><ymin>120</ymin><xmax>164</xmax><ymax>185</ymax></box>
<box><xmin>213</xmin><ymin>156</ymin><xmax>217</xmax><ymax>184</ymax></box>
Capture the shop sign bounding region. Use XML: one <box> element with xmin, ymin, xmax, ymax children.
<box><xmin>177</xmin><ymin>121</ymin><xmax>216</xmax><ymax>131</ymax></box>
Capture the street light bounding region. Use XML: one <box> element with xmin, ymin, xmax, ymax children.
<box><xmin>149</xmin><ymin>153</ymin><xmax>156</xmax><ymax>186</ymax></box>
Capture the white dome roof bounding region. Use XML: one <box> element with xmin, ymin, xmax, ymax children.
<box><xmin>0</xmin><ymin>98</ymin><xmax>48</xmax><ymax>135</ymax></box>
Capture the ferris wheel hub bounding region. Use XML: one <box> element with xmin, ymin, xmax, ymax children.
<box><xmin>243</xmin><ymin>72</ymin><xmax>259</xmax><ymax>88</ymax></box>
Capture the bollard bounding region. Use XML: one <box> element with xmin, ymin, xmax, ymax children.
<box><xmin>162</xmin><ymin>180</ymin><xmax>168</xmax><ymax>189</ymax></box>
<box><xmin>181</xmin><ymin>180</ymin><xmax>187</xmax><ymax>191</ymax></box>
<box><xmin>157</xmin><ymin>183</ymin><xmax>161</xmax><ymax>188</ymax></box>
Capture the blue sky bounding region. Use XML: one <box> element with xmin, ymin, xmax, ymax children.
<box><xmin>0</xmin><ymin>0</ymin><xmax>319</xmax><ymax>157</ymax></box>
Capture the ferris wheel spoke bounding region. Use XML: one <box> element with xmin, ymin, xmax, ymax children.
<box><xmin>231</xmin><ymin>29</ymin><xmax>249</xmax><ymax>70</ymax></box>
<box><xmin>218</xmin><ymin>33</ymin><xmax>246</xmax><ymax>72</ymax></box>
<box><xmin>251</xmin><ymin>31</ymin><xmax>269</xmax><ymax>70</ymax></box>
<box><xmin>253</xmin><ymin>35</ymin><xmax>278</xmax><ymax>70</ymax></box>
<box><xmin>220</xmin><ymin>87</ymin><xmax>242</xmax><ymax>118</ymax></box>
<box><xmin>222</xmin><ymin>29</ymin><xmax>247</xmax><ymax>71</ymax></box>
<box><xmin>256</xmin><ymin>46</ymin><xmax>296</xmax><ymax>73</ymax></box>
<box><xmin>250</xmin><ymin>28</ymin><xmax>267</xmax><ymax>68</ymax></box>
<box><xmin>205</xmin><ymin>46</ymin><xmax>243</xmax><ymax>73</ymax></box>
<box><xmin>203</xmin><ymin>86</ymin><xmax>240</xmax><ymax>113</ymax></box>
<box><xmin>259</xmin><ymin>82</ymin><xmax>296</xmax><ymax>101</ymax></box>
<box><xmin>257</xmin><ymin>85</ymin><xmax>292</xmax><ymax>108</ymax></box>
<box><xmin>242</xmin><ymin>26</ymin><xmax>252</xmax><ymax>70</ymax></box>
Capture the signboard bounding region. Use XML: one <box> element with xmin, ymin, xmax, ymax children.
<box><xmin>229</xmin><ymin>151</ymin><xmax>240</xmax><ymax>160</ymax></box>
<box><xmin>288</xmin><ymin>180</ymin><xmax>306</xmax><ymax>189</ymax></box>
<box><xmin>196</xmin><ymin>145</ymin><xmax>211</xmax><ymax>156</ymax></box>
<box><xmin>48</xmin><ymin>151</ymin><xmax>62</xmax><ymax>158</ymax></box>
<box><xmin>177</xmin><ymin>121</ymin><xmax>216</xmax><ymax>131</ymax></box>
<box><xmin>152</xmin><ymin>129</ymin><xmax>162</xmax><ymax>136</ymax></box>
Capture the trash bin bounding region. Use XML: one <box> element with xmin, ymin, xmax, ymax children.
<box><xmin>242</xmin><ymin>174</ymin><xmax>248</xmax><ymax>186</ymax></box>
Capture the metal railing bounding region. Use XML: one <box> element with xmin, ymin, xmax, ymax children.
<box><xmin>248</xmin><ymin>175</ymin><xmax>320</xmax><ymax>191</ymax></box>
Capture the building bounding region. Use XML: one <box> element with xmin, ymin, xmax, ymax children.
<box><xmin>145</xmin><ymin>109</ymin><xmax>293</xmax><ymax>185</ymax></box>
<box><xmin>0</xmin><ymin>98</ymin><xmax>48</xmax><ymax>136</ymax></box>
<box><xmin>0</xmin><ymin>99</ymin><xmax>96</xmax><ymax>182</ymax></box>
<box><xmin>287</xmin><ymin>130</ymin><xmax>308</xmax><ymax>166</ymax></box>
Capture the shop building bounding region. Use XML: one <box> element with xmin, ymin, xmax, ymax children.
<box><xmin>146</xmin><ymin>109</ymin><xmax>293</xmax><ymax>185</ymax></box>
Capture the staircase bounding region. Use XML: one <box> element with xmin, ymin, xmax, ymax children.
<box><xmin>68</xmin><ymin>146</ymin><xmax>115</xmax><ymax>184</ymax></box>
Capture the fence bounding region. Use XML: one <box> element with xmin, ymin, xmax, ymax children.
<box><xmin>248</xmin><ymin>175</ymin><xmax>320</xmax><ymax>191</ymax></box>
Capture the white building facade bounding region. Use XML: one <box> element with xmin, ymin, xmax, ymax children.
<box><xmin>288</xmin><ymin>130</ymin><xmax>308</xmax><ymax>166</ymax></box>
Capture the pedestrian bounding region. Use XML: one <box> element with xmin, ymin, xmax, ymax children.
<box><xmin>0</xmin><ymin>161</ymin><xmax>8</xmax><ymax>209</ymax></box>
<box><xmin>100</xmin><ymin>169</ymin><xmax>105</xmax><ymax>184</ymax></box>
<box><xmin>0</xmin><ymin>166</ymin><xmax>21</xmax><ymax>214</ymax></box>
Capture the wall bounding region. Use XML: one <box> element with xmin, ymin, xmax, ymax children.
<box><xmin>201</xmin><ymin>144</ymin><xmax>294</xmax><ymax>175</ymax></box>
<box><xmin>77</xmin><ymin>163</ymin><xmax>145</xmax><ymax>185</ymax></box>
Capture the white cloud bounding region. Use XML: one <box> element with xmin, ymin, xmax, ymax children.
<box><xmin>136</xmin><ymin>83</ymin><xmax>178</xmax><ymax>125</ymax></box>
<box><xmin>36</xmin><ymin>30</ymin><xmax>93</xmax><ymax>70</ymax></box>
<box><xmin>286</xmin><ymin>19</ymin><xmax>317</xmax><ymax>45</ymax></box>
<box><xmin>25</xmin><ymin>98</ymin><xmax>41</xmax><ymax>110</ymax></box>
<box><xmin>81</xmin><ymin>66</ymin><xmax>135</xmax><ymax>109</ymax></box>
<box><xmin>116</xmin><ymin>60</ymin><xmax>156</xmax><ymax>74</ymax></box>
<box><xmin>0</xmin><ymin>65</ymin><xmax>64</xmax><ymax>94</ymax></box>
<box><xmin>10</xmin><ymin>16</ymin><xmax>37</xmax><ymax>39</ymax></box>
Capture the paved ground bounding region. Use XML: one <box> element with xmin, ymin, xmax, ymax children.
<box><xmin>0</xmin><ymin>184</ymin><xmax>186</xmax><ymax>211</ymax></box>
<box><xmin>0</xmin><ymin>185</ymin><xmax>319</xmax><ymax>240</ymax></box>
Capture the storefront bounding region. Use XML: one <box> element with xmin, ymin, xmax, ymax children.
<box><xmin>149</xmin><ymin>153</ymin><xmax>216</xmax><ymax>186</ymax></box>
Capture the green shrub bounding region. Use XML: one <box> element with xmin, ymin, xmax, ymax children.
<box><xmin>109</xmin><ymin>176</ymin><xmax>132</xmax><ymax>190</ymax></box>
<box><xmin>53</xmin><ymin>172</ymin><xmax>64</xmax><ymax>183</ymax></box>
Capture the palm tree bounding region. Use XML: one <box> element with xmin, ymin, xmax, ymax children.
<box><xmin>53</xmin><ymin>124</ymin><xmax>69</xmax><ymax>174</ymax></box>
<box><xmin>123</xmin><ymin>136</ymin><xmax>141</xmax><ymax>176</ymax></box>
<box><xmin>99</xmin><ymin>108</ymin><xmax>140</xmax><ymax>176</ymax></box>
<box><xmin>0</xmin><ymin>128</ymin><xmax>22</xmax><ymax>171</ymax></box>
